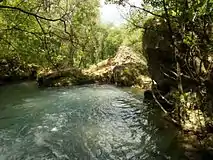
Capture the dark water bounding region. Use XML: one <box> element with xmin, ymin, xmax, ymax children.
<box><xmin>0</xmin><ymin>82</ymin><xmax>186</xmax><ymax>160</ymax></box>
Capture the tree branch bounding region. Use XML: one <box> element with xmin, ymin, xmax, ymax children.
<box><xmin>0</xmin><ymin>5</ymin><xmax>65</xmax><ymax>22</ymax></box>
<box><xmin>125</xmin><ymin>1</ymin><xmax>164</xmax><ymax>19</ymax></box>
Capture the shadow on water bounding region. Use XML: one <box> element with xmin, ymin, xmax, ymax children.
<box><xmin>142</xmin><ymin>91</ymin><xmax>213</xmax><ymax>160</ymax></box>
<box><xmin>116</xmin><ymin>95</ymin><xmax>188</xmax><ymax>160</ymax></box>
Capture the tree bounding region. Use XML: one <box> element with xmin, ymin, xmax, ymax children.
<box><xmin>0</xmin><ymin>0</ymin><xmax>102</xmax><ymax>69</ymax></box>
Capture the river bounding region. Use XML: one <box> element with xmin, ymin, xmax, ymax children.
<box><xmin>0</xmin><ymin>82</ymin><xmax>186</xmax><ymax>160</ymax></box>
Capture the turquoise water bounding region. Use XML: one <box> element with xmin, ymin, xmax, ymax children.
<box><xmin>0</xmin><ymin>82</ymin><xmax>185</xmax><ymax>160</ymax></box>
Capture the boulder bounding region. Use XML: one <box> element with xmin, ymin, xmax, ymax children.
<box><xmin>85</xmin><ymin>46</ymin><xmax>151</xmax><ymax>88</ymax></box>
<box><xmin>142</xmin><ymin>17</ymin><xmax>212</xmax><ymax>94</ymax></box>
<box><xmin>142</xmin><ymin>18</ymin><xmax>176</xmax><ymax>92</ymax></box>
<box><xmin>112</xmin><ymin>63</ymin><xmax>148</xmax><ymax>86</ymax></box>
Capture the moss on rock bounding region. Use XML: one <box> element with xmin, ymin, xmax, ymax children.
<box><xmin>85</xmin><ymin>46</ymin><xmax>151</xmax><ymax>88</ymax></box>
<box><xmin>37</xmin><ymin>68</ymin><xmax>94</xmax><ymax>87</ymax></box>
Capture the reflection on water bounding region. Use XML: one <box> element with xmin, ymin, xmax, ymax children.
<box><xmin>0</xmin><ymin>83</ymin><xmax>186</xmax><ymax>160</ymax></box>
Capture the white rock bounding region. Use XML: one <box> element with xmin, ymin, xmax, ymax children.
<box><xmin>51</xmin><ymin>127</ymin><xmax>58</xmax><ymax>132</ymax></box>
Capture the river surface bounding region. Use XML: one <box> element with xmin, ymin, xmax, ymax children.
<box><xmin>0</xmin><ymin>82</ymin><xmax>186</xmax><ymax>160</ymax></box>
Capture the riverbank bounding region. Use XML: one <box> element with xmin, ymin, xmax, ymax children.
<box><xmin>37</xmin><ymin>46</ymin><xmax>152</xmax><ymax>89</ymax></box>
<box><xmin>0</xmin><ymin>58</ymin><xmax>38</xmax><ymax>86</ymax></box>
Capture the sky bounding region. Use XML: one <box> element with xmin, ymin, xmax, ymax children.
<box><xmin>100</xmin><ymin>0</ymin><xmax>141</xmax><ymax>26</ymax></box>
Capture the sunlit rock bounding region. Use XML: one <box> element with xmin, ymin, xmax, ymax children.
<box><xmin>51</xmin><ymin>127</ymin><xmax>58</xmax><ymax>132</ymax></box>
<box><xmin>85</xmin><ymin>46</ymin><xmax>151</xmax><ymax>88</ymax></box>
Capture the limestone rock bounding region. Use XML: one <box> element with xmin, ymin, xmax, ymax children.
<box><xmin>85</xmin><ymin>46</ymin><xmax>151</xmax><ymax>88</ymax></box>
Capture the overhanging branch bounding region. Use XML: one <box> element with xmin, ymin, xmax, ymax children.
<box><xmin>0</xmin><ymin>5</ymin><xmax>65</xmax><ymax>21</ymax></box>
<box><xmin>125</xmin><ymin>1</ymin><xmax>164</xmax><ymax>19</ymax></box>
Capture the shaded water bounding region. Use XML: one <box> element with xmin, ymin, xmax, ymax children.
<box><xmin>0</xmin><ymin>82</ymin><xmax>186</xmax><ymax>160</ymax></box>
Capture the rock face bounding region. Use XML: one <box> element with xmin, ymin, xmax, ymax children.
<box><xmin>142</xmin><ymin>18</ymin><xmax>176</xmax><ymax>92</ymax></box>
<box><xmin>143</xmin><ymin>18</ymin><xmax>213</xmax><ymax>131</ymax></box>
<box><xmin>84</xmin><ymin>46</ymin><xmax>151</xmax><ymax>88</ymax></box>
<box><xmin>142</xmin><ymin>17</ymin><xmax>211</xmax><ymax>93</ymax></box>
<box><xmin>37</xmin><ymin>46</ymin><xmax>151</xmax><ymax>88</ymax></box>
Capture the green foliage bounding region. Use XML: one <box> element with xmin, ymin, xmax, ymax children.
<box><xmin>0</xmin><ymin>0</ymin><xmax>126</xmax><ymax>75</ymax></box>
<box><xmin>122</xmin><ymin>27</ymin><xmax>143</xmax><ymax>54</ymax></box>
<box><xmin>100</xmin><ymin>25</ymin><xmax>124</xmax><ymax>60</ymax></box>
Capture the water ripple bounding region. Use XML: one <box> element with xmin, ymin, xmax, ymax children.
<box><xmin>0</xmin><ymin>84</ymin><xmax>184</xmax><ymax>160</ymax></box>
